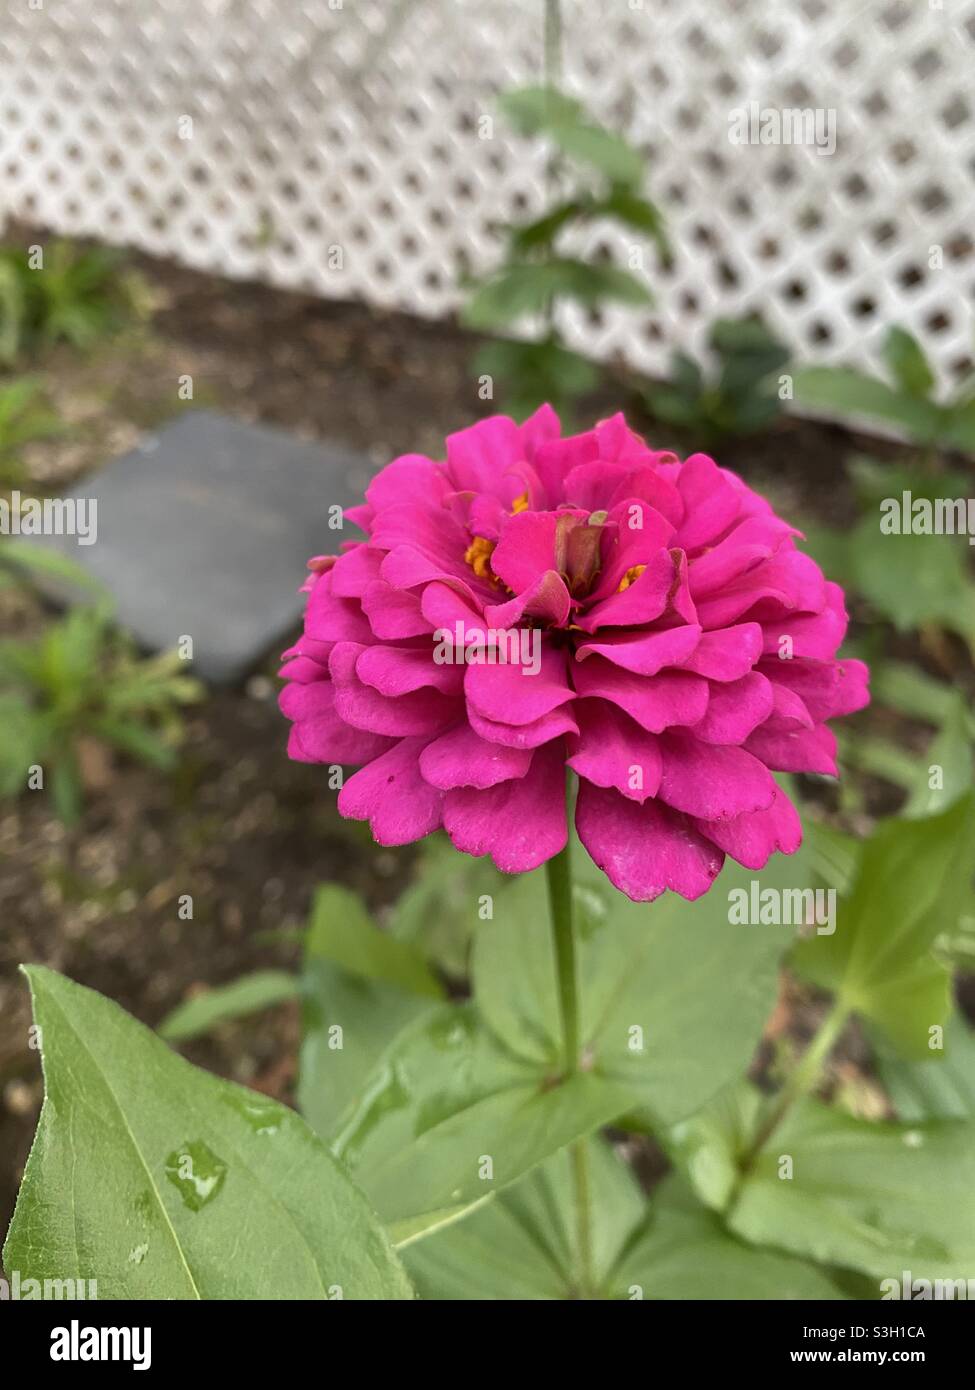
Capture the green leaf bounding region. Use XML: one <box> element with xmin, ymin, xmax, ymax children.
<box><xmin>876</xmin><ymin>1014</ymin><xmax>975</xmax><ymax>1122</ymax></box>
<box><xmin>297</xmin><ymin>883</ymin><xmax>445</xmax><ymax>1141</ymax></box>
<box><xmin>3</xmin><ymin>966</ymin><xmax>414</xmax><ymax>1299</ymax></box>
<box><xmin>611</xmin><ymin>1178</ymin><xmax>846</xmax><ymax>1301</ymax></box>
<box><xmin>508</xmin><ymin>200</ymin><xmax>586</xmax><ymax>254</ymax></box>
<box><xmin>663</xmin><ymin>1082</ymin><xmax>764</xmax><ymax>1213</ymax></box>
<box><xmin>902</xmin><ymin>695</ymin><xmax>972</xmax><ymax>818</ymax></box>
<box><xmin>806</xmin><ymin>820</ymin><xmax>861</xmax><ymax>896</ymax></box>
<box><xmin>499</xmin><ymin>86</ymin><xmax>584</xmax><ymax>135</ymax></box>
<box><xmin>549</xmin><ymin>122</ymin><xmax>644</xmax><ymax>187</ymax></box>
<box><xmin>882</xmin><ymin>326</ymin><xmax>936</xmax><ymax>399</ymax></box>
<box><xmin>159</xmin><ymin>970</ymin><xmax>299</xmax><ymax>1042</ymax></box>
<box><xmin>298</xmin><ymin>960</ymin><xmax>436</xmax><ymax>1144</ymax></box>
<box><xmin>836</xmin><ymin>728</ymin><xmax>922</xmax><ymax>790</ymax></box>
<box><xmin>91</xmin><ymin>716</ymin><xmax>176</xmax><ymax>771</ymax></box>
<box><xmin>472</xmin><ymin>338</ymin><xmax>599</xmax><ymax>423</ymax></box>
<box><xmin>793</xmin><ymin>366</ymin><xmax>943</xmax><ymax>443</ymax></box>
<box><xmin>331</xmin><ymin>1002</ymin><xmax>636</xmax><ymax>1228</ymax></box>
<box><xmin>464</xmin><ymin>257</ymin><xmax>650</xmax><ymax>330</ymax></box>
<box><xmin>792</xmin><ymin>796</ymin><xmax>975</xmax><ymax>1056</ymax></box>
<box><xmin>404</xmin><ymin>1136</ymin><xmax>644</xmax><ymax>1299</ymax></box>
<box><xmin>728</xmin><ymin>1099</ymin><xmax>975</xmax><ymax>1283</ymax></box>
<box><xmin>307</xmin><ymin>883</ymin><xmax>444</xmax><ymax>998</ymax></box>
<box><xmin>474</xmin><ymin>836</ymin><xmax>807</xmax><ymax>1125</ymax></box>
<box><xmin>50</xmin><ymin>750</ymin><xmax>83</xmax><ymax>825</ymax></box>
<box><xmin>389</xmin><ymin>832</ymin><xmax>502</xmax><ymax>978</ymax></box>
<box><xmin>872</xmin><ymin>659</ymin><xmax>972</xmax><ymax>729</ymax></box>
<box><xmin>599</xmin><ymin>189</ymin><xmax>670</xmax><ymax>258</ymax></box>
<box><xmin>942</xmin><ymin>395</ymin><xmax>975</xmax><ymax>454</ymax></box>
<box><xmin>0</xmin><ymin>539</ymin><xmax>110</xmax><ymax>597</ymax></box>
<box><xmin>850</xmin><ymin>515</ymin><xmax>975</xmax><ymax>638</ymax></box>
<box><xmin>499</xmin><ymin>86</ymin><xmax>644</xmax><ymax>186</ymax></box>
<box><xmin>404</xmin><ymin>1127</ymin><xmax>843</xmax><ymax>1299</ymax></box>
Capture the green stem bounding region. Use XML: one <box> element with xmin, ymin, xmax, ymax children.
<box><xmin>742</xmin><ymin>998</ymin><xmax>850</xmax><ymax>1170</ymax></box>
<box><xmin>544</xmin><ymin>0</ymin><xmax>562</xmax><ymax>87</ymax></box>
<box><xmin>544</xmin><ymin>840</ymin><xmax>594</xmax><ymax>1296</ymax></box>
<box><xmin>570</xmin><ymin>1137</ymin><xmax>595</xmax><ymax>1299</ymax></box>
<box><xmin>545</xmin><ymin>843</ymin><xmax>578</xmax><ymax>1074</ymax></box>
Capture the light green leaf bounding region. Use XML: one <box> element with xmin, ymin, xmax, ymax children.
<box><xmin>298</xmin><ymin>960</ymin><xmax>435</xmax><ymax>1143</ymax></box>
<box><xmin>728</xmin><ymin>1099</ymin><xmax>975</xmax><ymax>1283</ymax></box>
<box><xmin>3</xmin><ymin>966</ymin><xmax>414</xmax><ymax>1300</ymax></box>
<box><xmin>792</xmin><ymin>797</ymin><xmax>974</xmax><ymax>1056</ymax></box>
<box><xmin>499</xmin><ymin>86</ymin><xmax>584</xmax><ymax>135</ymax></box>
<box><xmin>298</xmin><ymin>881</ymin><xmax>443</xmax><ymax>1140</ymax></box>
<box><xmin>850</xmin><ymin>517</ymin><xmax>975</xmax><ymax>638</ymax></box>
<box><xmin>612</xmin><ymin>1178</ymin><xmax>846</xmax><ymax>1301</ymax></box>
<box><xmin>872</xmin><ymin>659</ymin><xmax>972</xmax><ymax>729</ymax></box>
<box><xmin>663</xmin><ymin>1082</ymin><xmax>764</xmax><ymax>1213</ymax></box>
<box><xmin>404</xmin><ymin>1136</ymin><xmax>644</xmax><ymax>1299</ymax></box>
<box><xmin>876</xmin><ymin>1014</ymin><xmax>975</xmax><ymax>1122</ymax></box>
<box><xmin>475</xmin><ymin>838</ymin><xmax>806</xmax><ymax>1124</ymax></box>
<box><xmin>0</xmin><ymin>538</ymin><xmax>110</xmax><ymax>597</ymax></box>
<box><xmin>331</xmin><ymin>1003</ymin><xmax>636</xmax><ymax>1228</ymax></box>
<box><xmin>549</xmin><ymin>122</ymin><xmax>644</xmax><ymax>187</ymax></box>
<box><xmin>159</xmin><ymin>970</ymin><xmax>299</xmax><ymax>1042</ymax></box>
<box><xmin>388</xmin><ymin>832</ymin><xmax>502</xmax><ymax>978</ymax></box>
<box><xmin>499</xmin><ymin>85</ymin><xmax>644</xmax><ymax>186</ymax></box>
<box><xmin>793</xmin><ymin>365</ymin><xmax>942</xmax><ymax>443</ymax></box>
<box><xmin>307</xmin><ymin>883</ymin><xmax>444</xmax><ymax>998</ymax></box>
<box><xmin>806</xmin><ymin>820</ymin><xmax>861</xmax><ymax>895</ymax></box>
<box><xmin>902</xmin><ymin>695</ymin><xmax>972</xmax><ymax>818</ymax></box>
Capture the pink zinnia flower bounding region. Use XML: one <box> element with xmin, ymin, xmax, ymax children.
<box><xmin>279</xmin><ymin>408</ymin><xmax>868</xmax><ymax>902</ymax></box>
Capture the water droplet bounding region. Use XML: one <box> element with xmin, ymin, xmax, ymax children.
<box><xmin>428</xmin><ymin>1010</ymin><xmax>475</xmax><ymax>1051</ymax></box>
<box><xmin>223</xmin><ymin>1092</ymin><xmax>282</xmax><ymax>1136</ymax></box>
<box><xmin>902</xmin><ymin>1129</ymin><xmax>924</xmax><ymax>1148</ymax></box>
<box><xmin>128</xmin><ymin>1243</ymin><xmax>149</xmax><ymax>1265</ymax></box>
<box><xmin>164</xmin><ymin>1140</ymin><xmax>228</xmax><ymax>1211</ymax></box>
<box><xmin>572</xmin><ymin>884</ymin><xmax>609</xmax><ymax>939</ymax></box>
<box><xmin>333</xmin><ymin>1065</ymin><xmax>409</xmax><ymax>1164</ymax></box>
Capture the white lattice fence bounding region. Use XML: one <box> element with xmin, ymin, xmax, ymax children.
<box><xmin>1</xmin><ymin>0</ymin><xmax>973</xmax><ymax>380</ymax></box>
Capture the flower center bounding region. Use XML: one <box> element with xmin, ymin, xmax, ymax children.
<box><xmin>617</xmin><ymin>564</ymin><xmax>646</xmax><ymax>592</ymax></box>
<box><xmin>464</xmin><ymin>535</ymin><xmax>498</xmax><ymax>581</ymax></box>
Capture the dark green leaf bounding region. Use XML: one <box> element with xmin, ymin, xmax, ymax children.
<box><xmin>792</xmin><ymin>796</ymin><xmax>974</xmax><ymax>1056</ymax></box>
<box><xmin>882</xmin><ymin>326</ymin><xmax>936</xmax><ymax>399</ymax></box>
<box><xmin>3</xmin><ymin>967</ymin><xmax>414</xmax><ymax>1299</ymax></box>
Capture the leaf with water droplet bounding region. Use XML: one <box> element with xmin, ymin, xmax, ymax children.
<box><xmin>164</xmin><ymin>1141</ymin><xmax>227</xmax><ymax>1211</ymax></box>
<box><xmin>728</xmin><ymin>1098</ymin><xmax>975</xmax><ymax>1282</ymax></box>
<box><xmin>3</xmin><ymin>966</ymin><xmax>414</xmax><ymax>1300</ymax></box>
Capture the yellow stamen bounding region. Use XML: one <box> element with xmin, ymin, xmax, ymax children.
<box><xmin>511</xmin><ymin>490</ymin><xmax>530</xmax><ymax>513</ymax></box>
<box><xmin>617</xmin><ymin>564</ymin><xmax>646</xmax><ymax>592</ymax></box>
<box><xmin>465</xmin><ymin>535</ymin><xmax>497</xmax><ymax>580</ymax></box>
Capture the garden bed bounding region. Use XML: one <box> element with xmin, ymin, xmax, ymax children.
<box><xmin>1</xmin><ymin>242</ymin><xmax>973</xmax><ymax>1243</ymax></box>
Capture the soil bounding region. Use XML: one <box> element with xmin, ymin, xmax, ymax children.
<box><xmin>1</xmin><ymin>235</ymin><xmax>973</xmax><ymax>1243</ymax></box>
